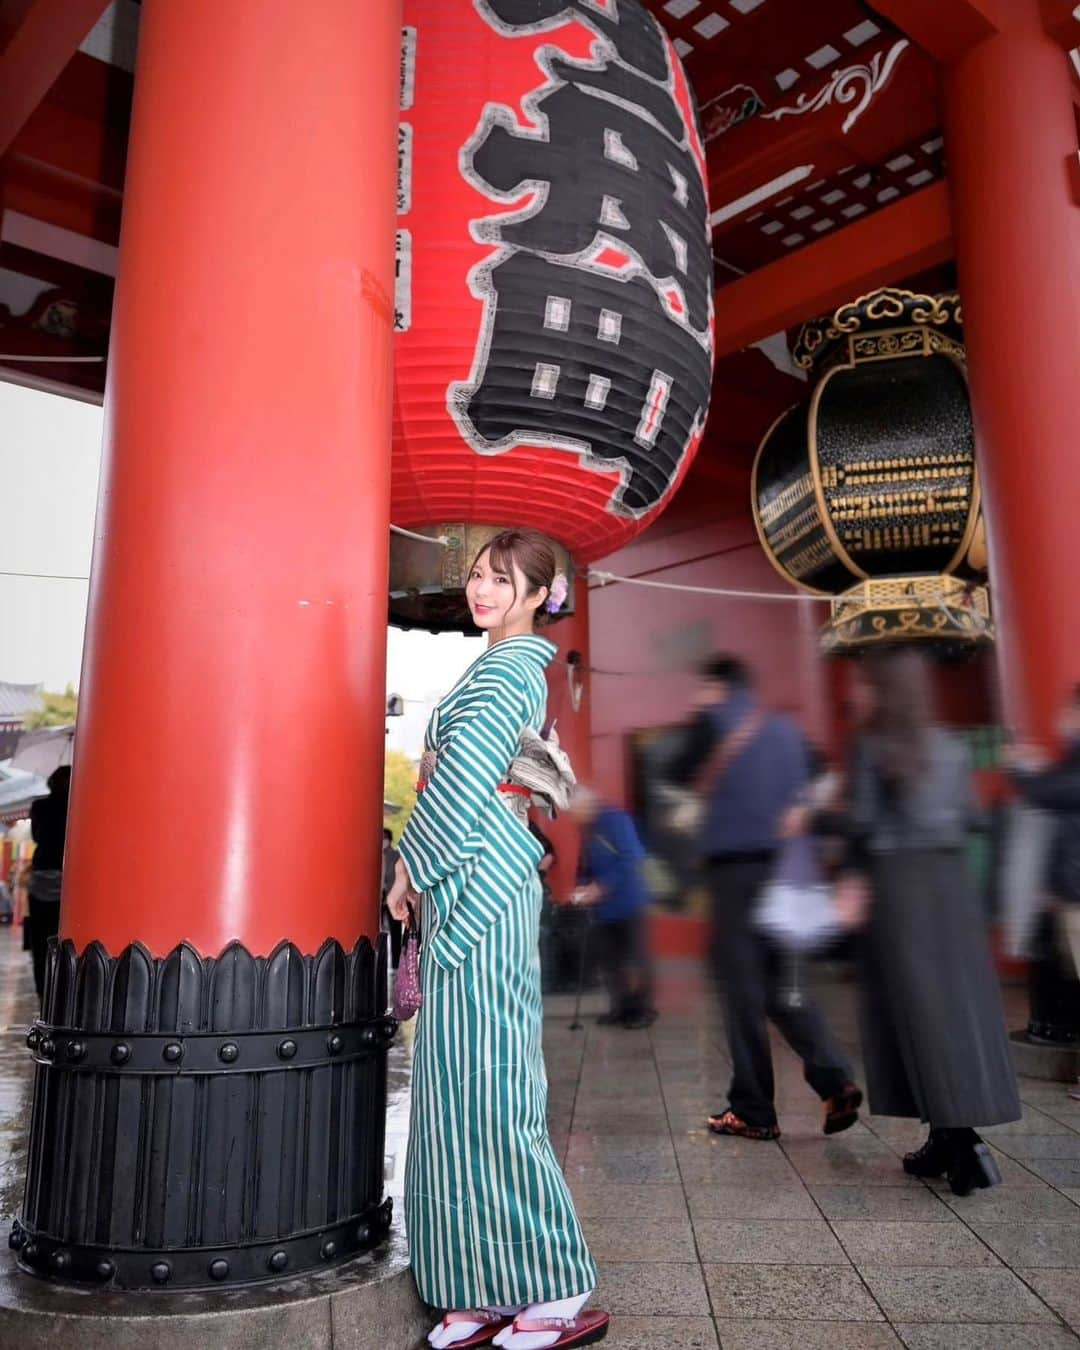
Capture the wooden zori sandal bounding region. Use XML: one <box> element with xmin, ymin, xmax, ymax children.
<box><xmin>707</xmin><ymin>1109</ymin><xmax>781</xmax><ymax>1141</ymax></box>
<box><xmin>508</xmin><ymin>1311</ymin><xmax>610</xmax><ymax>1347</ymax></box>
<box><xmin>432</xmin><ymin>1310</ymin><xmax>512</xmax><ymax>1347</ymax></box>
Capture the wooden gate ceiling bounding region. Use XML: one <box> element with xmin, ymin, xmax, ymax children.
<box><xmin>0</xmin><ymin>0</ymin><xmax>1076</xmax><ymax>495</ymax></box>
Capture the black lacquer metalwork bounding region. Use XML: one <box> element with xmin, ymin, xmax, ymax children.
<box><xmin>12</xmin><ymin>935</ymin><xmax>395</xmax><ymax>1290</ymax></box>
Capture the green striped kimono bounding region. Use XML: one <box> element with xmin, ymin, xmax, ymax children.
<box><xmin>397</xmin><ymin>634</ymin><xmax>596</xmax><ymax>1310</ymax></box>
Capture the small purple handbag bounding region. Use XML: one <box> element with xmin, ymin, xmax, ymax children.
<box><xmin>392</xmin><ymin>903</ymin><xmax>422</xmax><ymax>1021</ymax></box>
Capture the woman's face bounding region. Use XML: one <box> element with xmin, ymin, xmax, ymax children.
<box><xmin>466</xmin><ymin>548</ymin><xmax>543</xmax><ymax>635</ymax></box>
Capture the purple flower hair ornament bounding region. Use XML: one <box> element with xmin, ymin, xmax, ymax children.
<box><xmin>546</xmin><ymin>572</ymin><xmax>569</xmax><ymax>614</ymax></box>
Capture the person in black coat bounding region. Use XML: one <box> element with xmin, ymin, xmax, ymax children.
<box><xmin>28</xmin><ymin>765</ymin><xmax>71</xmax><ymax>1001</ymax></box>
<box><xmin>842</xmin><ymin>651</ymin><xmax>1021</xmax><ymax>1194</ymax></box>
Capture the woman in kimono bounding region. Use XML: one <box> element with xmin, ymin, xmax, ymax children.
<box><xmin>840</xmin><ymin>649</ymin><xmax>1021</xmax><ymax>1195</ymax></box>
<box><xmin>386</xmin><ymin>530</ymin><xmax>606</xmax><ymax>1350</ymax></box>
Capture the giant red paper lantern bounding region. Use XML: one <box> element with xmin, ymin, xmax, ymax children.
<box><xmin>393</xmin><ymin>0</ymin><xmax>715</xmax><ymax>583</ymax></box>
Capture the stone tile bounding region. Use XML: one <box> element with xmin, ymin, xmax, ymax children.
<box><xmin>694</xmin><ymin>1219</ymin><xmax>848</xmax><ymax>1265</ymax></box>
<box><xmin>715</xmin><ymin>1322</ymin><xmax>903</xmax><ymax>1349</ymax></box>
<box><xmin>1022</xmin><ymin>1269</ymin><xmax>1080</xmax><ymax>1330</ymax></box>
<box><xmin>1020</xmin><ymin>1158</ymin><xmax>1080</xmax><ymax>1189</ymax></box>
<box><xmin>704</xmin><ymin>1264</ymin><xmax>883</xmax><ymax>1321</ymax></box>
<box><xmin>581</xmin><ymin>1216</ymin><xmax>697</xmax><ymax>1262</ymax></box>
<box><xmin>895</xmin><ymin>1326</ymin><xmax>1080</xmax><ymax>1350</ymax></box>
<box><xmin>596</xmin><ymin>1261</ymin><xmax>709</xmax><ymax>1316</ymax></box>
<box><xmin>782</xmin><ymin>1144</ymin><xmax>916</xmax><ymax>1187</ymax></box>
<box><xmin>942</xmin><ymin>1185</ymin><xmax>1080</xmax><ymax>1221</ymax></box>
<box><xmin>833</xmin><ymin>1221</ymin><xmax>1000</xmax><ymax>1267</ymax></box>
<box><xmin>677</xmin><ymin>1152</ymin><xmax>800</xmax><ymax>1187</ymax></box>
<box><xmin>811</xmin><ymin>1186</ymin><xmax>952</xmax><ymax>1222</ymax></box>
<box><xmin>859</xmin><ymin>1266</ymin><xmax>1057</xmax><ymax>1323</ymax></box>
<box><xmin>569</xmin><ymin>1108</ymin><xmax>672</xmax><ymax>1136</ymax></box>
<box><xmin>571</xmin><ymin>1182</ymin><xmax>688</xmax><ymax>1219</ymax></box>
<box><xmin>1031</xmin><ymin>1102</ymin><xmax>1080</xmax><ymax>1132</ymax></box>
<box><xmin>564</xmin><ymin>1134</ymin><xmax>680</xmax><ymax>1183</ymax></box>
<box><xmin>982</xmin><ymin>1108</ymin><xmax>1073</xmax><ymax>1137</ymax></box>
<box><xmin>993</xmin><ymin>1135</ymin><xmax>1080</xmax><ymax>1161</ymax></box>
<box><xmin>601</xmin><ymin>1315</ymin><xmax>718</xmax><ymax>1349</ymax></box>
<box><xmin>970</xmin><ymin>1221</ymin><xmax>1080</xmax><ymax>1268</ymax></box>
<box><xmin>688</xmin><ymin>1183</ymin><xmax>819</xmax><ymax>1221</ymax></box>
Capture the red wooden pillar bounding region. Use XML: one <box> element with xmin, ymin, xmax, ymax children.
<box><xmin>14</xmin><ymin>0</ymin><xmax>404</xmax><ymax>1293</ymax></box>
<box><xmin>545</xmin><ymin>579</ymin><xmax>593</xmax><ymax>904</ymax></box>
<box><xmin>62</xmin><ymin>0</ymin><xmax>398</xmax><ymax>955</ymax></box>
<box><xmin>943</xmin><ymin>3</ymin><xmax>1080</xmax><ymax>742</ymax></box>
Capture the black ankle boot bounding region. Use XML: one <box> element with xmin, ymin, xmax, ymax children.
<box><xmin>947</xmin><ymin>1136</ymin><xmax>1002</xmax><ymax>1197</ymax></box>
<box><xmin>903</xmin><ymin>1128</ymin><xmax>953</xmax><ymax>1178</ymax></box>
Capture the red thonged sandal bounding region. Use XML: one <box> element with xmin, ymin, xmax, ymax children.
<box><xmin>707</xmin><ymin>1109</ymin><xmax>780</xmax><ymax>1140</ymax></box>
<box><xmin>507</xmin><ymin>1311</ymin><xmax>610</xmax><ymax>1348</ymax></box>
<box><xmin>429</xmin><ymin>1310</ymin><xmax>513</xmax><ymax>1348</ymax></box>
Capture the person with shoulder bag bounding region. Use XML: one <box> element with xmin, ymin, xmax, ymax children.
<box><xmin>667</xmin><ymin>654</ymin><xmax>860</xmax><ymax>1142</ymax></box>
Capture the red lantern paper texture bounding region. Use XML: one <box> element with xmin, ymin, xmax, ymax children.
<box><xmin>393</xmin><ymin>0</ymin><xmax>715</xmax><ymax>564</ymax></box>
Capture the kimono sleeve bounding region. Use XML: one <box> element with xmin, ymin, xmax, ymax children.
<box><xmin>397</xmin><ymin>663</ymin><xmax>528</xmax><ymax>893</ymax></box>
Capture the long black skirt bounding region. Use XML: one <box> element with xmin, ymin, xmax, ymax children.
<box><xmin>861</xmin><ymin>848</ymin><xmax>1021</xmax><ymax>1128</ymax></box>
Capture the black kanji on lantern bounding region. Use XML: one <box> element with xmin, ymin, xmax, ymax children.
<box><xmin>479</xmin><ymin>0</ymin><xmax>670</xmax><ymax>84</ymax></box>
<box><xmin>457</xmin><ymin>0</ymin><xmax>714</xmax><ymax>516</ymax></box>
<box><xmin>469</xmin><ymin>56</ymin><xmax>711</xmax><ymax>333</ymax></box>
<box><xmin>451</xmin><ymin>250</ymin><xmax>711</xmax><ymax>514</ymax></box>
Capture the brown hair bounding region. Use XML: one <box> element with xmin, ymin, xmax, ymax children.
<box><xmin>862</xmin><ymin>648</ymin><xmax>936</xmax><ymax>787</ymax></box>
<box><xmin>471</xmin><ymin>529</ymin><xmax>556</xmax><ymax>627</ymax></box>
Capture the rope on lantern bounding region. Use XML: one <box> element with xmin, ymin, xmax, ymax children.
<box><xmin>389</xmin><ymin>524</ymin><xmax>453</xmax><ymax>546</ymax></box>
<box><xmin>587</xmin><ymin>569</ymin><xmax>812</xmax><ymax>603</ymax></box>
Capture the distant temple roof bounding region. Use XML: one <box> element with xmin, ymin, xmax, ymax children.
<box><xmin>0</xmin><ymin>682</ymin><xmax>42</xmax><ymax>721</ymax></box>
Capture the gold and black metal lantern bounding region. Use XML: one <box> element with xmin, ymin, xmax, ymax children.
<box><xmin>751</xmin><ymin>287</ymin><xmax>992</xmax><ymax>652</ymax></box>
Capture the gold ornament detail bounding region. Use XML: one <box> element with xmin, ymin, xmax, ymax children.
<box><xmin>823</xmin><ymin>575</ymin><xmax>993</xmax><ymax>653</ymax></box>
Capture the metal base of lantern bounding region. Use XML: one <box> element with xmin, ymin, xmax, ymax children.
<box><xmin>822</xmin><ymin>575</ymin><xmax>994</xmax><ymax>654</ymax></box>
<box><xmin>389</xmin><ymin>523</ymin><xmax>575</xmax><ymax>632</ymax></box>
<box><xmin>11</xmin><ymin>936</ymin><xmax>395</xmax><ymax>1292</ymax></box>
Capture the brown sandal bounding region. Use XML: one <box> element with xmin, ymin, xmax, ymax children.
<box><xmin>508</xmin><ymin>1311</ymin><xmax>610</xmax><ymax>1347</ymax></box>
<box><xmin>707</xmin><ymin>1109</ymin><xmax>780</xmax><ymax>1140</ymax></box>
<box><xmin>823</xmin><ymin>1083</ymin><xmax>863</xmax><ymax>1136</ymax></box>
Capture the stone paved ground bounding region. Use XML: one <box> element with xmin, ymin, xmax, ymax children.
<box><xmin>3</xmin><ymin>924</ymin><xmax>1080</xmax><ymax>1348</ymax></box>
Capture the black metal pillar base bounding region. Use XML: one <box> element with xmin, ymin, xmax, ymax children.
<box><xmin>0</xmin><ymin>1234</ymin><xmax>429</xmax><ymax>1350</ymax></box>
<box><xmin>10</xmin><ymin>935</ymin><xmax>397</xmax><ymax>1291</ymax></box>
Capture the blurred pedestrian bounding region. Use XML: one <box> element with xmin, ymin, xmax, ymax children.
<box><xmin>843</xmin><ymin>649</ymin><xmax>1021</xmax><ymax>1194</ymax></box>
<box><xmin>1006</xmin><ymin>683</ymin><xmax>1080</xmax><ymax>1098</ymax></box>
<box><xmin>28</xmin><ymin>765</ymin><xmax>70</xmax><ymax>1001</ymax></box>
<box><xmin>381</xmin><ymin>827</ymin><xmax>403</xmax><ymax>969</ymax></box>
<box><xmin>571</xmin><ymin>787</ymin><xmax>656</xmax><ymax>1029</ymax></box>
<box><xmin>671</xmin><ymin>655</ymin><xmax>859</xmax><ymax>1140</ymax></box>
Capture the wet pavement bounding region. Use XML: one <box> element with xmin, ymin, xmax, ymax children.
<box><xmin>3</xmin><ymin>925</ymin><xmax>1080</xmax><ymax>1347</ymax></box>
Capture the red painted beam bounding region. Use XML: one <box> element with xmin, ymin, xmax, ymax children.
<box><xmin>869</xmin><ymin>0</ymin><xmax>1006</xmax><ymax>62</ymax></box>
<box><xmin>0</xmin><ymin>0</ymin><xmax>110</xmax><ymax>156</ymax></box>
<box><xmin>1039</xmin><ymin>0</ymin><xmax>1080</xmax><ymax>48</ymax></box>
<box><xmin>711</xmin><ymin>181</ymin><xmax>952</xmax><ymax>359</ymax></box>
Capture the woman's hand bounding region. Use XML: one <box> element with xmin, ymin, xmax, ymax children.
<box><xmin>386</xmin><ymin>857</ymin><xmax>418</xmax><ymax>923</ymax></box>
